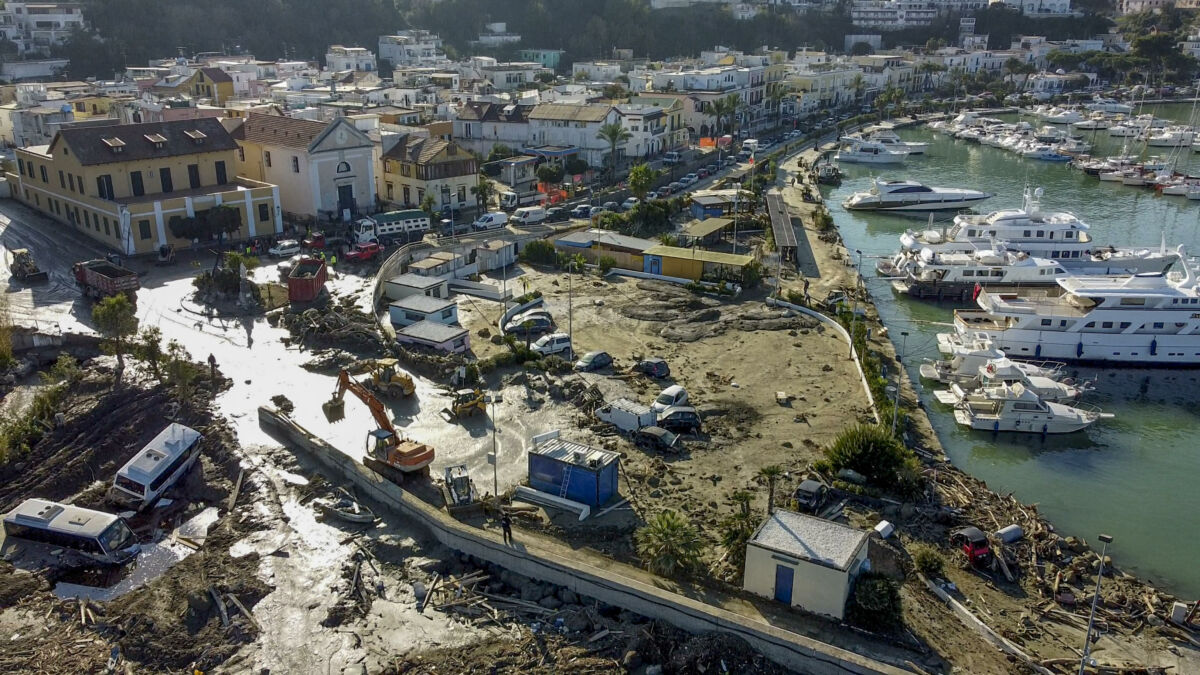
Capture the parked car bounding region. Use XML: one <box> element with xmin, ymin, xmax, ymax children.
<box><xmin>663</xmin><ymin>151</ymin><xmax>683</xmax><ymax>165</ymax></box>
<box><xmin>656</xmin><ymin>187</ymin><xmax>673</xmax><ymax>198</ymax></box>
<box><xmin>651</xmin><ymin>384</ymin><xmax>689</xmax><ymax>413</ymax></box>
<box><xmin>344</xmin><ymin>242</ymin><xmax>382</xmax><ymax>262</ymax></box>
<box><xmin>574</xmin><ymin>351</ymin><xmax>613</xmax><ymax>372</ymax></box>
<box><xmin>656</xmin><ymin>405</ymin><xmax>702</xmax><ymax>434</ymax></box>
<box><xmin>269</xmin><ymin>239</ymin><xmax>301</xmax><ymax>258</ymax></box>
<box><xmin>634</xmin><ymin>426</ymin><xmax>681</xmax><ymax>453</ymax></box>
<box><xmin>721</xmin><ymin>157</ymin><xmax>736</xmax><ymax>167</ymax></box>
<box><xmin>504</xmin><ymin>315</ymin><xmax>554</xmax><ymax>335</ymax></box>
<box><xmin>952</xmin><ymin>526</ymin><xmax>993</xmax><ymax>567</ymax></box>
<box><xmin>633</xmin><ymin>357</ymin><xmax>670</xmax><ymax>379</ymax></box>
<box><xmin>546</xmin><ymin>207</ymin><xmax>569</xmax><ymax>223</ymax></box>
<box><xmin>705</xmin><ymin>163</ymin><xmax>718</xmax><ymax>174</ymax></box>
<box><xmin>697</xmin><ymin>167</ymin><xmax>710</xmax><ymax>178</ymax></box>
<box><xmin>792</xmin><ymin>480</ymin><xmax>829</xmax><ymax>513</ymax></box>
<box><xmin>668</xmin><ymin>181</ymin><xmax>684</xmax><ymax>193</ymax></box>
<box><xmin>588</xmin><ymin>206</ymin><xmax>607</xmax><ymax>218</ymax></box>
<box><xmin>621</xmin><ymin>197</ymin><xmax>640</xmax><ymax>211</ymax></box>
<box><xmin>570</xmin><ymin>204</ymin><xmax>592</xmax><ymax>219</ymax></box>
<box><xmin>602</xmin><ymin>201</ymin><xmax>620</xmax><ymax>212</ymax></box>
<box><xmin>531</xmin><ymin>332</ymin><xmax>572</xmax><ymax>357</ymax></box>
<box><xmin>473</xmin><ymin>212</ymin><xmax>509</xmax><ymax>231</ymax></box>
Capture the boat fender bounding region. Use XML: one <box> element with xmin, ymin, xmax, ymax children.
<box><xmin>993</xmin><ymin>420</ymin><xmax>1000</xmax><ymax>433</ymax></box>
<box><xmin>1076</xmin><ymin>342</ymin><xmax>1084</xmax><ymax>358</ymax></box>
<box><xmin>1042</xmin><ymin>424</ymin><xmax>1048</xmax><ymax>437</ymax></box>
<box><xmin>1151</xmin><ymin>338</ymin><xmax>1157</xmax><ymax>356</ymax></box>
<box><xmin>986</xmin><ymin>363</ymin><xmax>996</xmax><ymax>375</ymax></box>
<box><xmin>1035</xmin><ymin>344</ymin><xmax>1042</xmax><ymax>358</ymax></box>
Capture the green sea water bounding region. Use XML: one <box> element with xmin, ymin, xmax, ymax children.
<box><xmin>823</xmin><ymin>102</ymin><xmax>1200</xmax><ymax>597</ymax></box>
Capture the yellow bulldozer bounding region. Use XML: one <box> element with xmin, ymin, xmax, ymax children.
<box><xmin>362</xmin><ymin>358</ymin><xmax>415</xmax><ymax>398</ymax></box>
<box><xmin>10</xmin><ymin>249</ymin><xmax>48</xmax><ymax>282</ymax></box>
<box><xmin>439</xmin><ymin>388</ymin><xmax>486</xmax><ymax>422</ymax></box>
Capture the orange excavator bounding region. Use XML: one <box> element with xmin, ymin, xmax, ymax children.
<box><xmin>323</xmin><ymin>370</ymin><xmax>435</xmax><ymax>483</ymax></box>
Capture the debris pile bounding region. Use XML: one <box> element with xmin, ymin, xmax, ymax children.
<box><xmin>278</xmin><ymin>297</ymin><xmax>384</xmax><ymax>352</ymax></box>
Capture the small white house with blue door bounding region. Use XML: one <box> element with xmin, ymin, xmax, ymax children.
<box><xmin>388</xmin><ymin>294</ymin><xmax>458</xmax><ymax>327</ymax></box>
<box><xmin>527</xmin><ymin>432</ymin><xmax>620</xmax><ymax>508</ymax></box>
<box><xmin>742</xmin><ymin>509</ymin><xmax>870</xmax><ymax>620</ymax></box>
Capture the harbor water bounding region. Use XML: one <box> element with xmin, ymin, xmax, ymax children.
<box><xmin>824</xmin><ymin>102</ymin><xmax>1200</xmax><ymax>598</ymax></box>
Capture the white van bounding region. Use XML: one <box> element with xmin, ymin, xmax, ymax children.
<box><xmin>742</xmin><ymin>139</ymin><xmax>760</xmax><ymax>153</ymax></box>
<box><xmin>595</xmin><ymin>398</ymin><xmax>656</xmax><ymax>432</ymax></box>
<box><xmin>110</xmin><ymin>423</ymin><xmax>203</xmax><ymax>510</ymax></box>
<box><xmin>512</xmin><ymin>206</ymin><xmax>548</xmax><ymax>226</ymax></box>
<box><xmin>531</xmin><ymin>332</ymin><xmax>572</xmax><ymax>357</ymax></box>
<box><xmin>473</xmin><ymin>212</ymin><xmax>509</xmax><ymax>231</ymax></box>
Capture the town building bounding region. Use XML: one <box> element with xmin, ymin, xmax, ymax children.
<box><xmin>395</xmin><ymin>320</ymin><xmax>470</xmax><ymax>353</ymax></box>
<box><xmin>182</xmin><ymin>68</ymin><xmax>236</xmax><ymax>106</ymax></box>
<box><xmin>382</xmin><ymin>272</ymin><xmax>449</xmax><ymax>300</ymax></box>
<box><xmin>1180</xmin><ymin>34</ymin><xmax>1200</xmax><ymax>60</ymax></box>
<box><xmin>553</xmin><ymin>228</ymin><xmax>656</xmax><ymax>270</ymax></box>
<box><xmin>640</xmin><ymin>244</ymin><xmax>755</xmax><ymax>281</ymax></box>
<box><xmin>8</xmin><ymin>118</ymin><xmax>281</xmax><ymax>255</ymax></box>
<box><xmin>475</xmin><ymin>22</ymin><xmax>521</xmax><ymax>47</ymax></box>
<box><xmin>743</xmin><ymin>510</ymin><xmax>870</xmax><ymax>620</ymax></box>
<box><xmin>378</xmin><ymin>30</ymin><xmax>447</xmax><ymax>67</ymax></box>
<box><xmin>0</xmin><ymin>1</ymin><xmax>84</xmax><ymax>57</ymax></box>
<box><xmin>527</xmin><ymin>433</ymin><xmax>620</xmax><ymax>508</ymax></box>
<box><xmin>326</xmin><ymin>46</ymin><xmax>377</xmax><ymax>72</ymax></box>
<box><xmin>615</xmin><ymin>104</ymin><xmax>669</xmax><ymax>160</ymax></box>
<box><xmin>519</xmin><ymin>49</ymin><xmax>565</xmax><ymax>70</ymax></box>
<box><xmin>452</xmin><ymin>101</ymin><xmax>536</xmax><ymax>159</ymax></box>
<box><xmin>0</xmin><ymin>99</ymin><xmax>73</xmax><ymax>148</ymax></box>
<box><xmin>850</xmin><ymin>1</ymin><xmax>938</xmax><ymax>30</ymax></box>
<box><xmin>990</xmin><ymin>0</ymin><xmax>1073</xmax><ymax>14</ymax></box>
<box><xmin>378</xmin><ymin>133</ymin><xmax>477</xmax><ymax>213</ymax></box>
<box><xmin>388</xmin><ymin>294</ymin><xmax>459</xmax><ymax>327</ymax></box>
<box><xmin>1115</xmin><ymin>0</ymin><xmax>1162</xmax><ymax>12</ymax></box>
<box><xmin>227</xmin><ymin>113</ymin><xmax>376</xmax><ymax>221</ymax></box>
<box><xmin>527</xmin><ymin>103</ymin><xmax>620</xmax><ymax>168</ymax></box>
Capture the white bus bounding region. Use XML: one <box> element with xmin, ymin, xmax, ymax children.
<box><xmin>351</xmin><ymin>210</ymin><xmax>431</xmax><ymax>245</ymax></box>
<box><xmin>110</xmin><ymin>423</ymin><xmax>203</xmax><ymax>510</ymax></box>
<box><xmin>2</xmin><ymin>499</ymin><xmax>140</xmax><ymax>565</ymax></box>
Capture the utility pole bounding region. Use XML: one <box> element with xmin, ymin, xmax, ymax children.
<box><xmin>892</xmin><ymin>331</ymin><xmax>908</xmax><ymax>436</ymax></box>
<box><xmin>1079</xmin><ymin>534</ymin><xmax>1114</xmax><ymax>675</ymax></box>
<box><xmin>487</xmin><ymin>393</ymin><xmax>502</xmax><ymax>498</ymax></box>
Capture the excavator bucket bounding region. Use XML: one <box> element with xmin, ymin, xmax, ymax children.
<box><xmin>322</xmin><ymin>397</ymin><xmax>346</xmax><ymax>422</ymax></box>
<box><xmin>438</xmin><ymin>407</ymin><xmax>455</xmax><ymax>422</ymax></box>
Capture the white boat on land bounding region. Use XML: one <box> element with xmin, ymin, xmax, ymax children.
<box><xmin>952</xmin><ymin>247</ymin><xmax>1200</xmax><ymax>365</ymax></box>
<box><xmin>930</xmin><ymin>357</ymin><xmax>1089</xmax><ymax>403</ymax></box>
<box><xmin>844</xmin><ymin>179</ymin><xmax>992</xmax><ymax>212</ymax></box>
<box><xmin>835</xmin><ymin>137</ymin><xmax>908</xmax><ymax>164</ymax></box>
<box><xmin>866</xmin><ymin>129</ymin><xmax>928</xmax><ymax>154</ymax></box>
<box><xmin>947</xmin><ymin>382</ymin><xmax>1110</xmax><ymax>434</ymax></box>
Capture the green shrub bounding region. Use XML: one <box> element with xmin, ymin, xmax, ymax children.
<box><xmin>598</xmin><ymin>256</ymin><xmax>617</xmax><ymax>275</ymax></box>
<box><xmin>846</xmin><ymin>572</ymin><xmax>903</xmax><ymax>631</ymax></box>
<box><xmin>911</xmin><ymin>544</ymin><xmax>944</xmax><ymax>579</ymax></box>
<box><xmin>824</xmin><ymin>424</ymin><xmax>909</xmax><ymax>488</ymax></box>
<box><xmin>520</xmin><ymin>240</ymin><xmax>558</xmax><ymax>265</ymax></box>
<box><xmin>635</xmin><ymin>510</ymin><xmax>705</xmax><ymax>577</ymax></box>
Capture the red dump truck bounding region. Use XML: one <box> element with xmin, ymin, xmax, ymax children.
<box><xmin>73</xmin><ymin>259</ymin><xmax>140</xmax><ymax>302</ymax></box>
<box><xmin>287</xmin><ymin>257</ymin><xmax>327</xmax><ymax>302</ymax></box>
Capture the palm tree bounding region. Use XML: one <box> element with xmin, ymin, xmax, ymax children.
<box><xmin>710</xmin><ymin>94</ymin><xmax>741</xmax><ymax>138</ymax></box>
<box><xmin>759</xmin><ymin>465</ymin><xmax>784</xmax><ymax>515</ymax></box>
<box><xmin>917</xmin><ymin>61</ymin><xmax>945</xmax><ymax>92</ymax></box>
<box><xmin>634</xmin><ymin>510</ymin><xmax>705</xmax><ymax>577</ymax></box>
<box><xmin>1003</xmin><ymin>57</ymin><xmax>1024</xmax><ymax>88</ymax></box>
<box><xmin>596</xmin><ymin>122</ymin><xmax>632</xmax><ymax>181</ymax></box>
<box><xmin>851</xmin><ymin>73</ymin><xmax>866</xmax><ymax>105</ymax></box>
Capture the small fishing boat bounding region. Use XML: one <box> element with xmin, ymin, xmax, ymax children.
<box><xmin>315</xmin><ymin>491</ymin><xmax>377</xmax><ymax>524</ymax></box>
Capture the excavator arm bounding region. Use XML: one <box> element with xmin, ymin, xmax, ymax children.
<box><xmin>325</xmin><ymin>370</ymin><xmax>397</xmax><ymax>437</ymax></box>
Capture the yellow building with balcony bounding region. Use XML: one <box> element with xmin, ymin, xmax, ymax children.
<box><xmin>8</xmin><ymin>118</ymin><xmax>281</xmax><ymax>255</ymax></box>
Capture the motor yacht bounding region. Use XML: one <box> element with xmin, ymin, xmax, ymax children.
<box><xmin>947</xmin><ymin>382</ymin><xmax>1110</xmax><ymax>434</ymax></box>
<box><xmin>930</xmin><ymin>357</ymin><xmax>1089</xmax><ymax>403</ymax></box>
<box><xmin>834</xmin><ymin>137</ymin><xmax>907</xmax><ymax>164</ymax></box>
<box><xmin>865</xmin><ymin>129</ymin><xmax>928</xmax><ymax>154</ymax></box>
<box><xmin>844</xmin><ymin>179</ymin><xmax>992</xmax><ymax>212</ymax></box>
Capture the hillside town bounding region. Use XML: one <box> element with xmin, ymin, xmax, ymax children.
<box><xmin>0</xmin><ymin>1</ymin><xmax>1198</xmax><ymax>674</ymax></box>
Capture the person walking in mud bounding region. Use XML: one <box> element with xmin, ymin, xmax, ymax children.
<box><xmin>501</xmin><ymin>512</ymin><xmax>513</xmax><ymax>545</ymax></box>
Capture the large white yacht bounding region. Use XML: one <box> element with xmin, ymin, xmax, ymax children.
<box><xmin>865</xmin><ymin>129</ymin><xmax>929</xmax><ymax>154</ymax></box>
<box><xmin>844</xmin><ymin>179</ymin><xmax>992</xmax><ymax>212</ymax></box>
<box><xmin>834</xmin><ymin>137</ymin><xmax>907</xmax><ymax>164</ymax></box>
<box><xmin>950</xmin><ymin>249</ymin><xmax>1200</xmax><ymax>365</ymax></box>
<box><xmin>895</xmin><ymin>188</ymin><xmax>1178</xmax><ymax>276</ymax></box>
<box><xmin>930</xmin><ymin>357</ymin><xmax>1088</xmax><ymax>403</ymax></box>
<box><xmin>947</xmin><ymin>382</ymin><xmax>1110</xmax><ymax>434</ymax></box>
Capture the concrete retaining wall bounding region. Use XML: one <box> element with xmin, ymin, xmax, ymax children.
<box><xmin>258</xmin><ymin>406</ymin><xmax>909</xmax><ymax>675</ymax></box>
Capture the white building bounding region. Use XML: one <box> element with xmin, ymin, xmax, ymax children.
<box><xmin>527</xmin><ymin>103</ymin><xmax>619</xmax><ymax>167</ymax></box>
<box><xmin>743</xmin><ymin>510</ymin><xmax>870</xmax><ymax>620</ymax></box>
<box><xmin>0</xmin><ymin>1</ymin><xmax>84</xmax><ymax>57</ymax></box>
<box><xmin>481</xmin><ymin>62</ymin><xmax>548</xmax><ymax>91</ymax></box>
<box><xmin>989</xmin><ymin>0</ymin><xmax>1072</xmax><ymax>14</ymax></box>
<box><xmin>452</xmin><ymin>101</ymin><xmax>536</xmax><ymax>158</ymax></box>
<box><xmin>1115</xmin><ymin>0</ymin><xmax>1166</xmax><ymax>13</ymax></box>
<box><xmin>326</xmin><ymin>46</ymin><xmax>377</xmax><ymax>72</ymax></box>
<box><xmin>572</xmin><ymin>61</ymin><xmax>624</xmax><ymax>83</ymax></box>
<box><xmin>388</xmin><ymin>294</ymin><xmax>459</xmax><ymax>327</ymax></box>
<box><xmin>476</xmin><ymin>22</ymin><xmax>521</xmax><ymax>47</ymax></box>
<box><xmin>850</xmin><ymin>1</ymin><xmax>938</xmax><ymax>30</ymax></box>
<box><xmin>379</xmin><ymin>30</ymin><xmax>447</xmax><ymax>67</ymax></box>
<box><xmin>1180</xmin><ymin>35</ymin><xmax>1200</xmax><ymax>60</ymax></box>
<box><xmin>615</xmin><ymin>104</ymin><xmax>669</xmax><ymax>160</ymax></box>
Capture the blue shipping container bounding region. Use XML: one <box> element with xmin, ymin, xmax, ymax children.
<box><xmin>528</xmin><ymin>438</ymin><xmax>620</xmax><ymax>507</ymax></box>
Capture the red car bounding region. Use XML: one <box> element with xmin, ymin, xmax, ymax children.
<box><xmin>345</xmin><ymin>242</ymin><xmax>382</xmax><ymax>262</ymax></box>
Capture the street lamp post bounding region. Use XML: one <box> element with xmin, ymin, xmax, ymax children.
<box><xmin>486</xmin><ymin>393</ymin><xmax>503</xmax><ymax>499</ymax></box>
<box><xmin>849</xmin><ymin>248</ymin><xmax>863</xmax><ymax>359</ymax></box>
<box><xmin>1079</xmin><ymin>534</ymin><xmax>1114</xmax><ymax>675</ymax></box>
<box><xmin>892</xmin><ymin>330</ymin><xmax>909</xmax><ymax>436</ymax></box>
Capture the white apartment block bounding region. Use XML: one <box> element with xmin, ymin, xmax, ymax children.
<box><xmin>850</xmin><ymin>1</ymin><xmax>938</xmax><ymax>30</ymax></box>
<box><xmin>572</xmin><ymin>61</ymin><xmax>624</xmax><ymax>82</ymax></box>
<box><xmin>0</xmin><ymin>1</ymin><xmax>84</xmax><ymax>56</ymax></box>
<box><xmin>989</xmin><ymin>0</ymin><xmax>1073</xmax><ymax>14</ymax></box>
<box><xmin>1115</xmin><ymin>0</ymin><xmax>1168</xmax><ymax>13</ymax></box>
<box><xmin>379</xmin><ymin>30</ymin><xmax>448</xmax><ymax>67</ymax></box>
<box><xmin>326</xmin><ymin>46</ymin><xmax>377</xmax><ymax>72</ymax></box>
<box><xmin>526</xmin><ymin>103</ymin><xmax>620</xmax><ymax>167</ymax></box>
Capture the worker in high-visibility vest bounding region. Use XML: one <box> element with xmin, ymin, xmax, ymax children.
<box><xmin>329</xmin><ymin>255</ymin><xmax>337</xmax><ymax>266</ymax></box>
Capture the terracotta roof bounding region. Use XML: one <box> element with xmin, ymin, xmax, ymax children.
<box><xmin>54</xmin><ymin>117</ymin><xmax>238</xmax><ymax>167</ymax></box>
<box><xmin>456</xmin><ymin>101</ymin><xmax>534</xmax><ymax>124</ymax></box>
<box><xmin>233</xmin><ymin>113</ymin><xmax>330</xmax><ymax>150</ymax></box>
<box><xmin>529</xmin><ymin>103</ymin><xmax>612</xmax><ymax>123</ymax></box>
<box><xmin>382</xmin><ymin>133</ymin><xmax>467</xmax><ymax>165</ymax></box>
<box><xmin>198</xmin><ymin>67</ymin><xmax>233</xmax><ymax>84</ymax></box>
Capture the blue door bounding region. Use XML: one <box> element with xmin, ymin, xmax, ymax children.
<box><xmin>774</xmin><ymin>564</ymin><xmax>794</xmax><ymax>604</ymax></box>
<box><xmin>650</xmin><ymin>257</ymin><xmax>662</xmax><ymax>275</ymax></box>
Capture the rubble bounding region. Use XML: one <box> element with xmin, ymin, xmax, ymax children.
<box><xmin>278</xmin><ymin>297</ymin><xmax>385</xmax><ymax>352</ymax></box>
